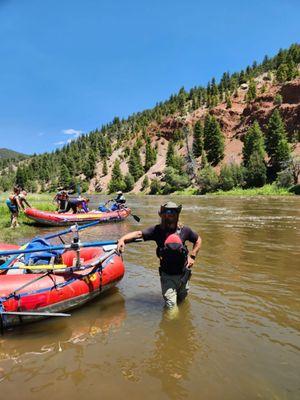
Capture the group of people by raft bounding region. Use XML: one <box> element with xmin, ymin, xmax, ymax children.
<box><xmin>5</xmin><ymin>187</ymin><xmax>127</xmax><ymax>228</ymax></box>
<box><xmin>53</xmin><ymin>189</ymin><xmax>126</xmax><ymax>213</ymax></box>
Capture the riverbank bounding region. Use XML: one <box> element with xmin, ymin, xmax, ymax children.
<box><xmin>175</xmin><ymin>184</ymin><xmax>296</xmax><ymax>196</ymax></box>
<box><xmin>0</xmin><ymin>193</ymin><xmax>55</xmax><ymax>243</ymax></box>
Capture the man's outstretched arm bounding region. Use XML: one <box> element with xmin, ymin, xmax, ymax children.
<box><xmin>117</xmin><ymin>230</ymin><xmax>143</xmax><ymax>253</ymax></box>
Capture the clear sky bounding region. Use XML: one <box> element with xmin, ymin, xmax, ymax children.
<box><xmin>0</xmin><ymin>0</ymin><xmax>299</xmax><ymax>155</ymax></box>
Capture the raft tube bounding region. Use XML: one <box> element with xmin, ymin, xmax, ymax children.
<box><xmin>0</xmin><ymin>245</ymin><xmax>124</xmax><ymax>328</ymax></box>
<box><xmin>24</xmin><ymin>207</ymin><xmax>131</xmax><ymax>226</ymax></box>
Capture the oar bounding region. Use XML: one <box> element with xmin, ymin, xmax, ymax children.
<box><xmin>1</xmin><ymin>311</ymin><xmax>70</xmax><ymax>317</ymax></box>
<box><xmin>1</xmin><ymin>248</ymin><xmax>117</xmax><ymax>272</ymax></box>
<box><xmin>0</xmin><ymin>239</ymin><xmax>142</xmax><ymax>258</ymax></box>
<box><xmin>130</xmin><ymin>213</ymin><xmax>140</xmax><ymax>223</ymax></box>
<box><xmin>0</xmin><ymin>240</ymin><xmax>117</xmax><ymax>258</ymax></box>
<box><xmin>44</xmin><ymin>220</ymin><xmax>102</xmax><ymax>240</ymax></box>
<box><xmin>0</xmin><ymin>220</ymin><xmax>103</xmax><ymax>270</ymax></box>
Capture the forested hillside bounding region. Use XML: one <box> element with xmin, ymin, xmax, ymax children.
<box><xmin>0</xmin><ymin>44</ymin><xmax>299</xmax><ymax>194</ymax></box>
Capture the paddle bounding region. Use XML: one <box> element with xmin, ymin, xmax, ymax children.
<box><xmin>0</xmin><ymin>239</ymin><xmax>142</xmax><ymax>258</ymax></box>
<box><xmin>0</xmin><ymin>310</ymin><xmax>70</xmax><ymax>333</ymax></box>
<box><xmin>0</xmin><ymin>240</ymin><xmax>116</xmax><ymax>257</ymax></box>
<box><xmin>1</xmin><ymin>311</ymin><xmax>70</xmax><ymax>317</ymax></box>
<box><xmin>131</xmin><ymin>213</ymin><xmax>140</xmax><ymax>223</ymax></box>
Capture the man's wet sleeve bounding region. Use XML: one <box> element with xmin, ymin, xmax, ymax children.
<box><xmin>186</xmin><ymin>227</ymin><xmax>199</xmax><ymax>243</ymax></box>
<box><xmin>142</xmin><ymin>226</ymin><xmax>156</xmax><ymax>241</ymax></box>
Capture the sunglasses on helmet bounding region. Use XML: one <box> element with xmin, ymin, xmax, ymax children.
<box><xmin>161</xmin><ymin>209</ymin><xmax>179</xmax><ymax>215</ymax></box>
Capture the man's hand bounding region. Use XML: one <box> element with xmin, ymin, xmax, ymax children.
<box><xmin>117</xmin><ymin>239</ymin><xmax>125</xmax><ymax>253</ymax></box>
<box><xmin>187</xmin><ymin>255</ymin><xmax>195</xmax><ymax>268</ymax></box>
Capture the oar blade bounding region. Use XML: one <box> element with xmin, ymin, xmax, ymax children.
<box><xmin>1</xmin><ymin>311</ymin><xmax>71</xmax><ymax>317</ymax></box>
<box><xmin>132</xmin><ymin>214</ymin><xmax>140</xmax><ymax>222</ymax></box>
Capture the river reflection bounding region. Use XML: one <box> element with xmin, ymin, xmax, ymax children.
<box><xmin>0</xmin><ymin>290</ymin><xmax>126</xmax><ymax>385</ymax></box>
<box><xmin>147</xmin><ymin>302</ymin><xmax>200</xmax><ymax>399</ymax></box>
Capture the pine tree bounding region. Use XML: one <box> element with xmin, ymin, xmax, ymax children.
<box><xmin>102</xmin><ymin>158</ymin><xmax>108</xmax><ymax>176</ymax></box>
<box><xmin>192</xmin><ymin>121</ymin><xmax>203</xmax><ymax>158</ymax></box>
<box><xmin>201</xmin><ymin>150</ymin><xmax>208</xmax><ymax>168</ymax></box>
<box><xmin>59</xmin><ymin>164</ymin><xmax>71</xmax><ymax>188</ymax></box>
<box><xmin>276</xmin><ymin>63</ymin><xmax>288</xmax><ymax>83</ymax></box>
<box><xmin>246</xmin><ymin>79</ymin><xmax>257</xmax><ymax>102</ymax></box>
<box><xmin>150</xmin><ymin>178</ymin><xmax>161</xmax><ymax>194</ymax></box>
<box><xmin>197</xmin><ymin>165</ymin><xmax>218</xmax><ymax>194</ymax></box>
<box><xmin>124</xmin><ymin>173</ymin><xmax>135</xmax><ymax>192</ymax></box>
<box><xmin>219</xmin><ymin>164</ymin><xmax>235</xmax><ymax>191</ymax></box>
<box><xmin>203</xmin><ymin>115</ymin><xmax>225</xmax><ymax>166</ymax></box>
<box><xmin>286</xmin><ymin>57</ymin><xmax>298</xmax><ymax>81</ymax></box>
<box><xmin>128</xmin><ymin>146</ymin><xmax>144</xmax><ymax>181</ymax></box>
<box><xmin>225</xmin><ymin>92</ymin><xmax>232</xmax><ymax>109</ymax></box>
<box><xmin>108</xmin><ymin>159</ymin><xmax>125</xmax><ymax>193</ymax></box>
<box><xmin>266</xmin><ymin>109</ymin><xmax>291</xmax><ymax>173</ymax></box>
<box><xmin>141</xmin><ymin>175</ymin><xmax>149</xmax><ymax>191</ymax></box>
<box><xmin>166</xmin><ymin>141</ymin><xmax>175</xmax><ymax>167</ymax></box>
<box><xmin>15</xmin><ymin>167</ymin><xmax>27</xmax><ymax>188</ymax></box>
<box><xmin>242</xmin><ymin>121</ymin><xmax>265</xmax><ymax>167</ymax></box>
<box><xmin>145</xmin><ymin>136</ymin><xmax>156</xmax><ymax>171</ymax></box>
<box><xmin>245</xmin><ymin>152</ymin><xmax>267</xmax><ymax>187</ymax></box>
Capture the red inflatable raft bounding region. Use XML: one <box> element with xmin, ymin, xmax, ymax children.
<box><xmin>0</xmin><ymin>243</ymin><xmax>124</xmax><ymax>329</ymax></box>
<box><xmin>24</xmin><ymin>207</ymin><xmax>131</xmax><ymax>226</ymax></box>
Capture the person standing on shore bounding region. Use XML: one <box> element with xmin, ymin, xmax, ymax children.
<box><xmin>5</xmin><ymin>186</ymin><xmax>22</xmax><ymax>228</ymax></box>
<box><xmin>117</xmin><ymin>201</ymin><xmax>202</xmax><ymax>309</ymax></box>
<box><xmin>54</xmin><ymin>189</ymin><xmax>69</xmax><ymax>213</ymax></box>
<box><xmin>18</xmin><ymin>189</ymin><xmax>32</xmax><ymax>210</ymax></box>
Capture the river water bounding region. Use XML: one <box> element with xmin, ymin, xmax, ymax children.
<box><xmin>1</xmin><ymin>195</ymin><xmax>299</xmax><ymax>400</ymax></box>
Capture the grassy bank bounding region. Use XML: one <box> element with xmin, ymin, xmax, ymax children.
<box><xmin>0</xmin><ymin>193</ymin><xmax>55</xmax><ymax>243</ymax></box>
<box><xmin>174</xmin><ymin>184</ymin><xmax>293</xmax><ymax>196</ymax></box>
<box><xmin>210</xmin><ymin>184</ymin><xmax>292</xmax><ymax>196</ymax></box>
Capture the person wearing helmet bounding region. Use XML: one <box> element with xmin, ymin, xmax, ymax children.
<box><xmin>114</xmin><ymin>190</ymin><xmax>126</xmax><ymax>206</ymax></box>
<box><xmin>117</xmin><ymin>201</ymin><xmax>201</xmax><ymax>309</ymax></box>
<box><xmin>109</xmin><ymin>190</ymin><xmax>126</xmax><ymax>211</ymax></box>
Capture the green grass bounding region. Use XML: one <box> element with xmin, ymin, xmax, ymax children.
<box><xmin>174</xmin><ymin>184</ymin><xmax>293</xmax><ymax>196</ymax></box>
<box><xmin>0</xmin><ymin>193</ymin><xmax>55</xmax><ymax>243</ymax></box>
<box><xmin>210</xmin><ymin>184</ymin><xmax>292</xmax><ymax>196</ymax></box>
<box><xmin>173</xmin><ymin>187</ymin><xmax>198</xmax><ymax>195</ymax></box>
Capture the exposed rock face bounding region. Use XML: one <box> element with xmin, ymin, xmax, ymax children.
<box><xmin>280</xmin><ymin>80</ymin><xmax>300</xmax><ymax>104</ymax></box>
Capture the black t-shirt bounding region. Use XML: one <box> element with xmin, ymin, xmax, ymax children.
<box><xmin>142</xmin><ymin>224</ymin><xmax>199</xmax><ymax>274</ymax></box>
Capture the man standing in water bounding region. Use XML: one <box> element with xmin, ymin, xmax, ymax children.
<box><xmin>117</xmin><ymin>202</ymin><xmax>201</xmax><ymax>308</ymax></box>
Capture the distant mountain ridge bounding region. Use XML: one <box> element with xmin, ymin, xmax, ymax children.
<box><xmin>0</xmin><ymin>148</ymin><xmax>28</xmax><ymax>160</ymax></box>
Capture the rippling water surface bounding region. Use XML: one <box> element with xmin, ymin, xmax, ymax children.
<box><xmin>1</xmin><ymin>195</ymin><xmax>299</xmax><ymax>399</ymax></box>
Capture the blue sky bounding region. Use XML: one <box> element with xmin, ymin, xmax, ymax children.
<box><xmin>0</xmin><ymin>0</ymin><xmax>299</xmax><ymax>155</ymax></box>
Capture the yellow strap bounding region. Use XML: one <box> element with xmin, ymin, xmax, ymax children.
<box><xmin>15</xmin><ymin>263</ymin><xmax>68</xmax><ymax>271</ymax></box>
